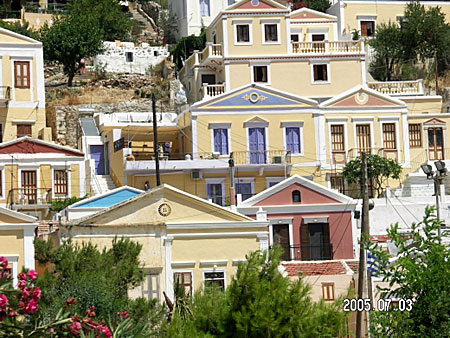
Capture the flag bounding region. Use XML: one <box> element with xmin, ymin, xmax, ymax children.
<box><xmin>367</xmin><ymin>252</ymin><xmax>380</xmax><ymax>277</ymax></box>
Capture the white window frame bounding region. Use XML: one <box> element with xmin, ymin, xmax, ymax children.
<box><xmin>142</xmin><ymin>271</ymin><xmax>160</xmax><ymax>300</ymax></box>
<box><xmin>357</xmin><ymin>16</ymin><xmax>377</xmax><ymax>38</ymax></box>
<box><xmin>281</xmin><ymin>121</ymin><xmax>304</xmax><ymax>156</ymax></box>
<box><xmin>352</xmin><ymin>117</ymin><xmax>375</xmax><ymax>155</ymax></box>
<box><xmin>310</xmin><ymin>60</ymin><xmax>330</xmax><ymax>84</ymax></box>
<box><xmin>209</xmin><ymin>123</ymin><xmax>231</xmax><ymax>157</ymax></box>
<box><xmin>251</xmin><ymin>63</ymin><xmax>270</xmax><ymax>85</ymax></box>
<box><xmin>199</xmin><ymin>0</ymin><xmax>211</xmax><ymax>17</ymax></box>
<box><xmin>268</xmin><ymin>218</ymin><xmax>294</xmax><ymax>260</ymax></box>
<box><xmin>261</xmin><ymin>20</ymin><xmax>281</xmax><ymax>45</ymax></box>
<box><xmin>173</xmin><ymin>269</ymin><xmax>194</xmax><ymax>296</ymax></box>
<box><xmin>233</xmin><ymin>20</ymin><xmax>253</xmax><ymax>45</ymax></box>
<box><xmin>1</xmin><ymin>255</ymin><xmax>18</xmax><ymax>287</ymax></box>
<box><xmin>205</xmin><ymin>178</ymin><xmax>226</xmax><ymax>205</ymax></box>
<box><xmin>51</xmin><ymin>166</ymin><xmax>71</xmax><ymax>199</ymax></box>
<box><xmin>203</xmin><ymin>269</ymin><xmax>226</xmax><ymax>290</ymax></box>
<box><xmin>265</xmin><ymin>177</ymin><xmax>284</xmax><ymax>189</ymax></box>
<box><xmin>327</xmin><ymin>119</ymin><xmax>349</xmax><ymax>166</ymax></box>
<box><xmin>235</xmin><ymin>177</ymin><xmax>255</xmax><ymax>202</ymax></box>
<box><xmin>379</xmin><ymin>117</ymin><xmax>400</xmax><ymax>152</ymax></box>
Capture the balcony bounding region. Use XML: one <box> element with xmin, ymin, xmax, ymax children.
<box><xmin>230</xmin><ymin>150</ymin><xmax>291</xmax><ymax>166</ymax></box>
<box><xmin>273</xmin><ymin>244</ymin><xmax>334</xmax><ymax>261</ymax></box>
<box><xmin>198</xmin><ymin>43</ymin><xmax>223</xmax><ymax>64</ymax></box>
<box><xmin>200</xmin><ymin>83</ymin><xmax>225</xmax><ymax>99</ymax></box>
<box><xmin>8</xmin><ymin>188</ymin><xmax>52</xmax><ymax>208</ymax></box>
<box><xmin>367</xmin><ymin>79</ymin><xmax>424</xmax><ymax>96</ymax></box>
<box><xmin>179</xmin><ymin>43</ymin><xmax>223</xmax><ymax>81</ymax></box>
<box><xmin>0</xmin><ymin>86</ymin><xmax>11</xmax><ymax>105</ymax></box>
<box><xmin>291</xmin><ymin>41</ymin><xmax>364</xmax><ymax>55</ymax></box>
<box><xmin>346</xmin><ymin>148</ymin><xmax>397</xmax><ymax>162</ymax></box>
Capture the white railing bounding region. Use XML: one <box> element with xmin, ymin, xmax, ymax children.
<box><xmin>291</xmin><ymin>41</ymin><xmax>364</xmax><ymax>54</ymax></box>
<box><xmin>367</xmin><ymin>79</ymin><xmax>424</xmax><ymax>96</ymax></box>
<box><xmin>201</xmin><ymin>83</ymin><xmax>225</xmax><ymax>99</ymax></box>
<box><xmin>199</xmin><ymin>43</ymin><xmax>223</xmax><ymax>63</ymax></box>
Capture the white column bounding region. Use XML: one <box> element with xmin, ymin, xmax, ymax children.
<box><xmin>164</xmin><ymin>237</ymin><xmax>174</xmax><ymax>301</ymax></box>
<box><xmin>314</xmin><ymin>112</ymin><xmax>327</xmax><ymax>166</ymax></box>
<box><xmin>23</xmin><ymin>228</ymin><xmax>35</xmax><ymax>270</ymax></box>
<box><xmin>191</xmin><ymin>116</ymin><xmax>198</xmax><ymax>159</ymax></box>
<box><xmin>257</xmin><ymin>234</ymin><xmax>269</xmax><ymax>251</ymax></box>
<box><xmin>402</xmin><ymin>112</ymin><xmax>411</xmax><ymax>167</ymax></box>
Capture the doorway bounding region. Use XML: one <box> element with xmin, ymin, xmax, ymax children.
<box><xmin>428</xmin><ymin>127</ymin><xmax>444</xmax><ymax>160</ymax></box>
<box><xmin>272</xmin><ymin>224</ymin><xmax>290</xmax><ymax>261</ymax></box>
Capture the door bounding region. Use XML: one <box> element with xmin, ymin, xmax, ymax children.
<box><xmin>201</xmin><ymin>74</ymin><xmax>216</xmax><ymax>86</ymax></box>
<box><xmin>356</xmin><ymin>124</ymin><xmax>371</xmax><ymax>155</ymax></box>
<box><xmin>90</xmin><ymin>145</ymin><xmax>105</xmax><ymax>175</ymax></box>
<box><xmin>249</xmin><ymin>128</ymin><xmax>266</xmax><ymax>164</ymax></box>
<box><xmin>428</xmin><ymin>127</ymin><xmax>444</xmax><ymax>160</ymax></box>
<box><xmin>272</xmin><ymin>225</ymin><xmax>290</xmax><ymax>261</ymax></box>
<box><xmin>207</xmin><ymin>183</ymin><xmax>223</xmax><ymax>206</ymax></box>
<box><xmin>308</xmin><ymin>223</ymin><xmax>331</xmax><ymax>260</ymax></box>
<box><xmin>104</xmin><ymin>142</ymin><xmax>110</xmax><ymax>175</ymax></box>
<box><xmin>21</xmin><ymin>170</ymin><xmax>37</xmax><ymax>204</ymax></box>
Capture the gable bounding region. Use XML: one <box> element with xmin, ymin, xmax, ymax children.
<box><xmin>424</xmin><ymin>118</ymin><xmax>446</xmax><ymax>126</ymax></box>
<box><xmin>0</xmin><ymin>140</ymin><xmax>82</xmax><ymax>156</ymax></box>
<box><xmin>322</xmin><ymin>87</ymin><xmax>406</xmax><ymax>108</ymax></box>
<box><xmin>0</xmin><ymin>28</ymin><xmax>40</xmax><ymax>44</ymax></box>
<box><xmin>254</xmin><ymin>182</ymin><xmax>342</xmax><ymax>206</ymax></box>
<box><xmin>72</xmin><ymin>189</ymin><xmax>142</xmax><ymax>209</ymax></box>
<box><xmin>0</xmin><ymin>207</ymin><xmax>36</xmax><ymax>224</ymax></box>
<box><xmin>197</xmin><ymin>86</ymin><xmax>317</xmax><ymax>110</ymax></box>
<box><xmin>233</xmin><ymin>0</ymin><xmax>285</xmax><ymax>10</ymax></box>
<box><xmin>290</xmin><ymin>9</ymin><xmax>336</xmax><ymax>21</ymax></box>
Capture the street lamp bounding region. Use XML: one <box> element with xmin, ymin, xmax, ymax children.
<box><xmin>421</xmin><ymin>160</ymin><xmax>447</xmax><ymax>235</ymax></box>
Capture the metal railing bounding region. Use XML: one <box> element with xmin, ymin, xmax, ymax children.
<box><xmin>272</xmin><ymin>244</ymin><xmax>334</xmax><ymax>261</ymax></box>
<box><xmin>230</xmin><ymin>150</ymin><xmax>291</xmax><ymax>165</ymax></box>
<box><xmin>291</xmin><ymin>41</ymin><xmax>363</xmax><ymax>54</ymax></box>
<box><xmin>8</xmin><ymin>187</ymin><xmax>52</xmax><ymax>206</ymax></box>
<box><xmin>91</xmin><ymin>169</ymin><xmax>103</xmax><ymax>195</ymax></box>
<box><xmin>367</xmin><ymin>79</ymin><xmax>423</xmax><ymax>96</ymax></box>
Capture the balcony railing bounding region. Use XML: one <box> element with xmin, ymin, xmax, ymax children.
<box><xmin>273</xmin><ymin>244</ymin><xmax>334</xmax><ymax>261</ymax></box>
<box><xmin>367</xmin><ymin>79</ymin><xmax>424</xmax><ymax>96</ymax></box>
<box><xmin>200</xmin><ymin>83</ymin><xmax>225</xmax><ymax>99</ymax></box>
<box><xmin>198</xmin><ymin>43</ymin><xmax>223</xmax><ymax>63</ymax></box>
<box><xmin>291</xmin><ymin>41</ymin><xmax>364</xmax><ymax>55</ymax></box>
<box><xmin>0</xmin><ymin>86</ymin><xmax>11</xmax><ymax>105</ymax></box>
<box><xmin>230</xmin><ymin>150</ymin><xmax>291</xmax><ymax>165</ymax></box>
<box><xmin>347</xmin><ymin>148</ymin><xmax>391</xmax><ymax>162</ymax></box>
<box><xmin>8</xmin><ymin>188</ymin><xmax>52</xmax><ymax>207</ymax></box>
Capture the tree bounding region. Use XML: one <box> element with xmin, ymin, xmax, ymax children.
<box><xmin>40</xmin><ymin>15</ymin><xmax>103</xmax><ymax>86</ymax></box>
<box><xmin>157</xmin><ymin>9</ymin><xmax>178</xmax><ymax>44</ymax></box>
<box><xmin>0</xmin><ymin>20</ymin><xmax>38</xmax><ymax>40</ymax></box>
<box><xmin>171</xmin><ymin>28</ymin><xmax>207</xmax><ymax>70</ymax></box>
<box><xmin>369</xmin><ymin>22</ymin><xmax>404</xmax><ymax>81</ymax></box>
<box><xmin>164</xmin><ymin>247</ymin><xmax>349</xmax><ymax>337</ymax></box>
<box><xmin>289</xmin><ymin>0</ymin><xmax>331</xmax><ymax>13</ymax></box>
<box><xmin>366</xmin><ymin>207</ymin><xmax>450</xmax><ymax>337</ymax></box>
<box><xmin>343</xmin><ymin>154</ymin><xmax>402</xmax><ymax>197</ymax></box>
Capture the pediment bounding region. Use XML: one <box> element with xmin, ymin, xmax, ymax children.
<box><xmin>0</xmin><ymin>207</ymin><xmax>36</xmax><ymax>224</ymax></box>
<box><xmin>0</xmin><ymin>28</ymin><xmax>41</xmax><ymax>44</ymax></box>
<box><xmin>0</xmin><ymin>137</ymin><xmax>83</xmax><ymax>156</ymax></box>
<box><xmin>231</xmin><ymin>0</ymin><xmax>286</xmax><ymax>10</ymax></box>
<box><xmin>424</xmin><ymin>118</ymin><xmax>446</xmax><ymax>125</ymax></box>
<box><xmin>290</xmin><ymin>8</ymin><xmax>337</xmax><ymax>21</ymax></box>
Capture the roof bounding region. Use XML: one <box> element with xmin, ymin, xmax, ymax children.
<box><xmin>283</xmin><ymin>260</ymin><xmax>359</xmax><ymax>277</ymax></box>
<box><xmin>0</xmin><ymin>206</ymin><xmax>37</xmax><ymax>223</ymax></box>
<box><xmin>0</xmin><ymin>27</ymin><xmax>42</xmax><ymax>45</ymax></box>
<box><xmin>69</xmin><ymin>186</ymin><xmax>144</xmax><ymax>209</ymax></box>
<box><xmin>80</xmin><ymin>118</ymin><xmax>99</xmax><ymax>137</ymax></box>
<box><xmin>0</xmin><ymin>137</ymin><xmax>84</xmax><ymax>156</ymax></box>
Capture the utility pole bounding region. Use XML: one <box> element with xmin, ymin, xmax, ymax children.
<box><xmin>435</xmin><ymin>177</ymin><xmax>441</xmax><ymax>236</ymax></box>
<box><xmin>435</xmin><ymin>50</ymin><xmax>439</xmax><ymax>95</ymax></box>
<box><xmin>356</xmin><ymin>152</ymin><xmax>370</xmax><ymax>338</ymax></box>
<box><xmin>152</xmin><ymin>93</ymin><xmax>161</xmax><ymax>186</ymax></box>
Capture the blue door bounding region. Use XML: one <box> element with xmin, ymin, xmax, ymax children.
<box><xmin>249</xmin><ymin>128</ymin><xmax>266</xmax><ymax>164</ymax></box>
<box><xmin>90</xmin><ymin>145</ymin><xmax>105</xmax><ymax>175</ymax></box>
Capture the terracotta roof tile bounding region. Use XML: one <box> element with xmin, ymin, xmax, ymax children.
<box><xmin>344</xmin><ymin>260</ymin><xmax>359</xmax><ymax>274</ymax></box>
<box><xmin>37</xmin><ymin>221</ymin><xmax>59</xmax><ymax>236</ymax></box>
<box><xmin>370</xmin><ymin>235</ymin><xmax>390</xmax><ymax>243</ymax></box>
<box><xmin>282</xmin><ymin>261</ymin><xmax>347</xmax><ymax>277</ymax></box>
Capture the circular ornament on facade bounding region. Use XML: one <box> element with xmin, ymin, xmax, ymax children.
<box><xmin>355</xmin><ymin>92</ymin><xmax>368</xmax><ymax>105</ymax></box>
<box><xmin>158</xmin><ymin>203</ymin><xmax>172</xmax><ymax>217</ymax></box>
<box><xmin>249</xmin><ymin>92</ymin><xmax>260</xmax><ymax>103</ymax></box>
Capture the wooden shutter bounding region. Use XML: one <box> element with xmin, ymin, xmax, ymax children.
<box><xmin>361</xmin><ymin>22</ymin><xmax>368</xmax><ymax>36</ymax></box>
<box><xmin>382</xmin><ymin>123</ymin><xmax>396</xmax><ymax>149</ymax></box>
<box><xmin>300</xmin><ymin>223</ymin><xmax>310</xmax><ymax>260</ymax></box>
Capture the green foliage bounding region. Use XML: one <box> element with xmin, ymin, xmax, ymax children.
<box><xmin>366</xmin><ymin>207</ymin><xmax>450</xmax><ymax>337</ymax></box>
<box><xmin>171</xmin><ymin>28</ymin><xmax>207</xmax><ymax>70</ymax></box>
<box><xmin>40</xmin><ymin>15</ymin><xmax>103</xmax><ymax>86</ymax></box>
<box><xmin>49</xmin><ymin>194</ymin><xmax>88</xmax><ymax>212</ymax></box>
<box><xmin>351</xmin><ymin>28</ymin><xmax>360</xmax><ymax>41</ymax></box>
<box><xmin>157</xmin><ymin>9</ymin><xmax>178</xmax><ymax>44</ymax></box>
<box><xmin>164</xmin><ymin>246</ymin><xmax>349</xmax><ymax>337</ymax></box>
<box><xmin>289</xmin><ymin>0</ymin><xmax>331</xmax><ymax>13</ymax></box>
<box><xmin>0</xmin><ymin>20</ymin><xmax>39</xmax><ymax>40</ymax></box>
<box><xmin>343</xmin><ymin>154</ymin><xmax>402</xmax><ymax>196</ymax></box>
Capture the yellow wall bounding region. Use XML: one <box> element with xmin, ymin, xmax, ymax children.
<box><xmin>403</xmin><ymin>97</ymin><xmax>443</xmax><ymax>115</ymax></box>
<box><xmin>0</xmin><ymin>229</ymin><xmax>25</xmax><ymax>269</ymax></box>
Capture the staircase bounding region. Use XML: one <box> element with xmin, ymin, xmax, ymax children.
<box><xmin>92</xmin><ymin>175</ymin><xmax>117</xmax><ymax>195</ymax></box>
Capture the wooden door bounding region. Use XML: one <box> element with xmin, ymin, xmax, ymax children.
<box><xmin>428</xmin><ymin>127</ymin><xmax>444</xmax><ymax>160</ymax></box>
<box><xmin>272</xmin><ymin>225</ymin><xmax>290</xmax><ymax>261</ymax></box>
<box><xmin>356</xmin><ymin>124</ymin><xmax>371</xmax><ymax>155</ymax></box>
<box><xmin>21</xmin><ymin>170</ymin><xmax>37</xmax><ymax>204</ymax></box>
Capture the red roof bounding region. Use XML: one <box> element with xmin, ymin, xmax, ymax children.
<box><xmin>283</xmin><ymin>261</ymin><xmax>348</xmax><ymax>277</ymax></box>
<box><xmin>344</xmin><ymin>260</ymin><xmax>359</xmax><ymax>274</ymax></box>
<box><xmin>370</xmin><ymin>235</ymin><xmax>390</xmax><ymax>243</ymax></box>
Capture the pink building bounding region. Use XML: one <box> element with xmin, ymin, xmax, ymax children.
<box><xmin>237</xmin><ymin>175</ymin><xmax>357</xmax><ymax>261</ymax></box>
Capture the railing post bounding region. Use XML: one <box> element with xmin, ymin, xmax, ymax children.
<box><xmin>325</xmin><ymin>40</ymin><xmax>329</xmax><ymax>54</ymax></box>
<box><xmin>193</xmin><ymin>50</ymin><xmax>199</xmax><ymax>65</ymax></box>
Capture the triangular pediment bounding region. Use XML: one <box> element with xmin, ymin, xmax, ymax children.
<box><xmin>0</xmin><ymin>207</ymin><xmax>37</xmax><ymax>224</ymax></box>
<box><xmin>290</xmin><ymin>8</ymin><xmax>337</xmax><ymax>21</ymax></box>
<box><xmin>241</xmin><ymin>175</ymin><xmax>354</xmax><ymax>206</ymax></box>
<box><xmin>424</xmin><ymin>118</ymin><xmax>446</xmax><ymax>125</ymax></box>
<box><xmin>0</xmin><ymin>27</ymin><xmax>41</xmax><ymax>44</ymax></box>
<box><xmin>0</xmin><ymin>137</ymin><xmax>83</xmax><ymax>156</ymax></box>
<box><xmin>193</xmin><ymin>84</ymin><xmax>317</xmax><ymax>110</ymax></box>
<box><xmin>71</xmin><ymin>184</ymin><xmax>253</xmax><ymax>227</ymax></box>
<box><xmin>230</xmin><ymin>0</ymin><xmax>287</xmax><ymax>10</ymax></box>
<box><xmin>320</xmin><ymin>86</ymin><xmax>406</xmax><ymax>109</ymax></box>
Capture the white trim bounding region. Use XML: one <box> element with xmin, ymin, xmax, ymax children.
<box><xmin>0</xmin><ymin>207</ymin><xmax>37</xmax><ymax>222</ymax></box>
<box><xmin>203</xmin><ymin>268</ymin><xmax>226</xmax><ymax>290</ymax></box>
<box><xmin>2</xmin><ymin>255</ymin><xmax>18</xmax><ymax>287</ymax></box>
<box><xmin>23</xmin><ymin>228</ymin><xmax>35</xmax><ymax>270</ymax></box>
<box><xmin>222</xmin><ymin>18</ymin><xmax>228</xmax><ymax>57</ymax></box>
<box><xmin>171</xmin><ymin>261</ymin><xmax>195</xmax><ymax>268</ymax></box>
<box><xmin>167</xmin><ymin>220</ymin><xmax>267</xmax><ymax>229</ymax></box>
<box><xmin>233</xmin><ymin>20</ymin><xmax>253</xmax><ymax>46</ymax></box>
<box><xmin>402</xmin><ymin>112</ymin><xmax>410</xmax><ymax>166</ymax></box>
<box><xmin>164</xmin><ymin>237</ymin><xmax>174</xmax><ymax>300</ymax></box>
<box><xmin>286</xmin><ymin>18</ymin><xmax>292</xmax><ymax>53</ymax></box>
<box><xmin>224</xmin><ymin>63</ymin><xmax>230</xmax><ymax>91</ymax></box>
<box><xmin>170</xmin><ymin>231</ymin><xmax>268</xmax><ymax>239</ymax></box>
<box><xmin>269</xmin><ymin>218</ymin><xmax>294</xmax><ymax>259</ymax></box>
<box><xmin>265</xmin><ymin>177</ymin><xmax>284</xmax><ymax>188</ymax></box>
<box><xmin>310</xmin><ymin>60</ymin><xmax>330</xmax><ymax>84</ymax></box>
<box><xmin>282</xmin><ymin>121</ymin><xmax>304</xmax><ymax>156</ymax></box>
<box><xmin>361</xmin><ymin>59</ymin><xmax>366</xmax><ymax>84</ymax></box>
<box><xmin>238</xmin><ymin>204</ymin><xmax>357</xmax><ymax>215</ymax></box>
<box><xmin>261</xmin><ymin>20</ymin><xmax>281</xmax><ymax>45</ymax></box>
<box><xmin>257</xmin><ymin>233</ymin><xmax>269</xmax><ymax>251</ymax></box>
<box><xmin>205</xmin><ymin>177</ymin><xmax>226</xmax><ymax>204</ymax></box>
<box><xmin>10</xmin><ymin>57</ymin><xmax>34</xmax><ymax>103</ymax></box>
<box><xmin>303</xmin><ymin>216</ymin><xmax>329</xmax><ymax>223</ymax></box>
<box><xmin>250</xmin><ymin>63</ymin><xmax>271</xmax><ymax>85</ymax></box>
<box><xmin>199</xmin><ymin>260</ymin><xmax>227</xmax><ymax>267</ymax></box>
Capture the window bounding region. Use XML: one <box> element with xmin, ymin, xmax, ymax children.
<box><xmin>322</xmin><ymin>283</ymin><xmax>335</xmax><ymax>301</ymax></box>
<box><xmin>313</xmin><ymin>64</ymin><xmax>328</xmax><ymax>82</ymax></box>
<box><xmin>54</xmin><ymin>170</ymin><xmax>68</xmax><ymax>197</ymax></box>
<box><xmin>174</xmin><ymin>272</ymin><xmax>192</xmax><ymax>296</ymax></box>
<box><xmin>236</xmin><ymin>24</ymin><xmax>250</xmax><ymax>43</ymax></box>
<box><xmin>382</xmin><ymin>123</ymin><xmax>396</xmax><ymax>150</ymax></box>
<box><xmin>199</xmin><ymin>0</ymin><xmax>210</xmax><ymax>17</ymax></box>
<box><xmin>204</xmin><ymin>271</ymin><xmax>225</xmax><ymax>290</ymax></box>
<box><xmin>142</xmin><ymin>273</ymin><xmax>159</xmax><ymax>300</ymax></box>
<box><xmin>356</xmin><ymin>124</ymin><xmax>371</xmax><ymax>154</ymax></box>
<box><xmin>235</xmin><ymin>182</ymin><xmax>253</xmax><ymax>201</ymax></box>
<box><xmin>264</xmin><ymin>24</ymin><xmax>278</xmax><ymax>42</ymax></box>
<box><xmin>253</xmin><ymin>66</ymin><xmax>268</xmax><ymax>83</ymax></box>
<box><xmin>14</xmin><ymin>61</ymin><xmax>30</xmax><ymax>89</ymax></box>
<box><xmin>330</xmin><ymin>175</ymin><xmax>345</xmax><ymax>194</ymax></box>
<box><xmin>331</xmin><ymin>125</ymin><xmax>345</xmax><ymax>151</ymax></box>
<box><xmin>285</xmin><ymin>127</ymin><xmax>301</xmax><ymax>154</ymax></box>
<box><xmin>213</xmin><ymin>128</ymin><xmax>228</xmax><ymax>155</ymax></box>
<box><xmin>207</xmin><ymin>182</ymin><xmax>223</xmax><ymax>205</ymax></box>
<box><xmin>290</xmin><ymin>34</ymin><xmax>299</xmax><ymax>42</ymax></box>
<box><xmin>227</xmin><ymin>0</ymin><xmax>235</xmax><ymax>5</ymax></box>
<box><xmin>125</xmin><ymin>52</ymin><xmax>133</xmax><ymax>62</ymax></box>
<box><xmin>201</xmin><ymin>74</ymin><xmax>216</xmax><ymax>85</ymax></box>
<box><xmin>361</xmin><ymin>21</ymin><xmax>375</xmax><ymax>37</ymax></box>
<box><xmin>292</xmin><ymin>190</ymin><xmax>301</xmax><ymax>203</ymax></box>
<box><xmin>409</xmin><ymin>124</ymin><xmax>422</xmax><ymax>148</ymax></box>
<box><xmin>312</xmin><ymin>34</ymin><xmax>325</xmax><ymax>41</ymax></box>
<box><xmin>17</xmin><ymin>124</ymin><xmax>32</xmax><ymax>138</ymax></box>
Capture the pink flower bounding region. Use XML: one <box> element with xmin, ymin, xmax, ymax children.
<box><xmin>27</xmin><ymin>270</ymin><xmax>37</xmax><ymax>280</ymax></box>
<box><xmin>69</xmin><ymin>321</ymin><xmax>82</xmax><ymax>336</ymax></box>
<box><xmin>18</xmin><ymin>272</ymin><xmax>27</xmax><ymax>281</ymax></box>
<box><xmin>24</xmin><ymin>299</ymin><xmax>38</xmax><ymax>314</ymax></box>
<box><xmin>0</xmin><ymin>294</ymin><xmax>8</xmax><ymax>309</ymax></box>
<box><xmin>96</xmin><ymin>325</ymin><xmax>112</xmax><ymax>338</ymax></box>
<box><xmin>18</xmin><ymin>280</ymin><xmax>26</xmax><ymax>289</ymax></box>
<box><xmin>50</xmin><ymin>328</ymin><xmax>54</xmax><ymax>333</ymax></box>
<box><xmin>32</xmin><ymin>287</ymin><xmax>41</xmax><ymax>302</ymax></box>
<box><xmin>0</xmin><ymin>256</ymin><xmax>7</xmax><ymax>268</ymax></box>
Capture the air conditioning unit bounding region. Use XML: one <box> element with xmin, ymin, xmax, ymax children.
<box><xmin>211</xmin><ymin>152</ymin><xmax>220</xmax><ymax>159</ymax></box>
<box><xmin>191</xmin><ymin>170</ymin><xmax>202</xmax><ymax>180</ymax></box>
<box><xmin>272</xmin><ymin>156</ymin><xmax>284</xmax><ymax>164</ymax></box>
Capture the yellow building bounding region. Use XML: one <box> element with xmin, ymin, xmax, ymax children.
<box><xmin>0</xmin><ymin>206</ymin><xmax>37</xmax><ymax>286</ymax></box>
<box><xmin>62</xmin><ymin>184</ymin><xmax>268</xmax><ymax>301</ymax></box>
<box><xmin>0</xmin><ymin>137</ymin><xmax>86</xmax><ymax>219</ymax></box>
<box><xmin>0</xmin><ymin>27</ymin><xmax>50</xmax><ymax>142</ymax></box>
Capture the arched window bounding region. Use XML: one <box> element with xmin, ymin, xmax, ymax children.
<box><xmin>292</xmin><ymin>190</ymin><xmax>301</xmax><ymax>203</ymax></box>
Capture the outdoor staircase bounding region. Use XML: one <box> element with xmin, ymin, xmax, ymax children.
<box><xmin>92</xmin><ymin>175</ymin><xmax>117</xmax><ymax>196</ymax></box>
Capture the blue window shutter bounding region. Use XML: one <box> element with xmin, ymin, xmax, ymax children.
<box><xmin>214</xmin><ymin>129</ymin><xmax>228</xmax><ymax>155</ymax></box>
<box><xmin>213</xmin><ymin>129</ymin><xmax>220</xmax><ymax>153</ymax></box>
<box><xmin>221</xmin><ymin>129</ymin><xmax>228</xmax><ymax>154</ymax></box>
<box><xmin>286</xmin><ymin>127</ymin><xmax>300</xmax><ymax>153</ymax></box>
